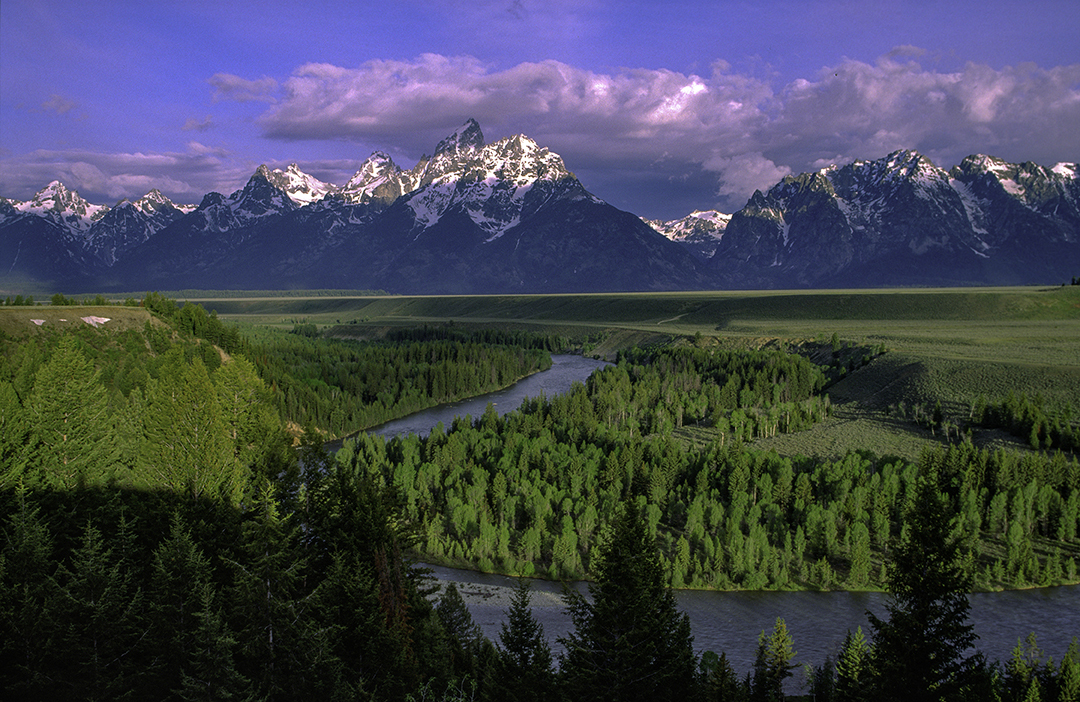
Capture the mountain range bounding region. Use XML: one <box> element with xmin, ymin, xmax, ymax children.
<box><xmin>2</xmin><ymin>119</ymin><xmax>1078</xmax><ymax>293</ymax></box>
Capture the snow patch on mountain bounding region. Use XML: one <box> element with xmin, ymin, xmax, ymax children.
<box><xmin>14</xmin><ymin>181</ymin><xmax>110</xmax><ymax>233</ymax></box>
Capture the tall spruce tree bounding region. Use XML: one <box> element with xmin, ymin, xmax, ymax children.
<box><xmin>750</xmin><ymin>617</ymin><xmax>797</xmax><ymax>702</ymax></box>
<box><xmin>834</xmin><ymin>627</ymin><xmax>870</xmax><ymax>702</ymax></box>
<box><xmin>21</xmin><ymin>337</ymin><xmax>118</xmax><ymax>488</ymax></box>
<box><xmin>867</xmin><ymin>463</ymin><xmax>983</xmax><ymax>701</ymax></box>
<box><xmin>559</xmin><ymin>501</ymin><xmax>697</xmax><ymax>702</ymax></box>
<box><xmin>0</xmin><ymin>492</ymin><xmax>62</xmax><ymax>700</ymax></box>
<box><xmin>494</xmin><ymin>579</ymin><xmax>556</xmax><ymax>702</ymax></box>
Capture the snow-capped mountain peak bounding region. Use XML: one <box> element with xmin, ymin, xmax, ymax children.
<box><xmin>644</xmin><ymin>209</ymin><xmax>732</xmax><ymax>260</ymax></box>
<box><xmin>257</xmin><ymin>163</ymin><xmax>336</xmax><ymax>206</ymax></box>
<box><xmin>341</xmin><ymin>152</ymin><xmax>417</xmax><ymax>205</ymax></box>
<box><xmin>131</xmin><ymin>189</ymin><xmax>195</xmax><ymax>216</ymax></box>
<box><xmin>14</xmin><ymin>180</ymin><xmax>110</xmax><ymax>233</ymax></box>
<box><xmin>403</xmin><ymin>123</ymin><xmax>591</xmax><ymax>240</ymax></box>
<box><xmin>433</xmin><ymin>118</ymin><xmax>485</xmax><ymax>159</ymax></box>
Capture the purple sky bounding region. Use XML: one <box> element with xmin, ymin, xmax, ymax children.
<box><xmin>2</xmin><ymin>0</ymin><xmax>1078</xmax><ymax>219</ymax></box>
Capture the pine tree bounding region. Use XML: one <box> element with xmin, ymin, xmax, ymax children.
<box><xmin>144</xmin><ymin>512</ymin><xmax>247</xmax><ymax>699</ymax></box>
<box><xmin>21</xmin><ymin>337</ymin><xmax>118</xmax><ymax>488</ymax></box>
<box><xmin>834</xmin><ymin>627</ymin><xmax>869</xmax><ymax>702</ymax></box>
<box><xmin>175</xmin><ymin>579</ymin><xmax>251</xmax><ymax>702</ymax></box>
<box><xmin>867</xmin><ymin>464</ymin><xmax>983</xmax><ymax>701</ymax></box>
<box><xmin>0</xmin><ymin>493</ymin><xmax>63</xmax><ymax>700</ymax></box>
<box><xmin>494</xmin><ymin>580</ymin><xmax>556</xmax><ymax>702</ymax></box>
<box><xmin>139</xmin><ymin>350</ymin><xmax>238</xmax><ymax>501</ymax></box>
<box><xmin>436</xmin><ymin>581</ymin><xmax>487</xmax><ymax>686</ymax></box>
<box><xmin>0</xmin><ymin>381</ymin><xmax>29</xmax><ymax>487</ymax></box>
<box><xmin>1059</xmin><ymin>637</ymin><xmax>1080</xmax><ymax>702</ymax></box>
<box><xmin>227</xmin><ymin>479</ymin><xmax>317</xmax><ymax>701</ymax></box>
<box><xmin>559</xmin><ymin>501</ymin><xmax>697</xmax><ymax>702</ymax></box>
<box><xmin>750</xmin><ymin>617</ymin><xmax>796</xmax><ymax>702</ymax></box>
<box><xmin>52</xmin><ymin>519</ymin><xmax>147</xmax><ymax>701</ymax></box>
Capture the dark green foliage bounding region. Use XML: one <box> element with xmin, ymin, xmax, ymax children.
<box><xmin>698</xmin><ymin>650</ymin><xmax>748</xmax><ymax>701</ymax></box>
<box><xmin>867</xmin><ymin>462</ymin><xmax>984</xmax><ymax>701</ymax></box>
<box><xmin>978</xmin><ymin>391</ymin><xmax>1080</xmax><ymax>454</ymax></box>
<box><xmin>0</xmin><ymin>493</ymin><xmax>64</xmax><ymax>700</ymax></box>
<box><xmin>244</xmin><ymin>326</ymin><xmax>553</xmax><ymax>437</ymax></box>
<box><xmin>559</xmin><ymin>502</ymin><xmax>697</xmax><ymax>702</ymax></box>
<box><xmin>493</xmin><ymin>580</ymin><xmax>556</xmax><ymax>702</ymax></box>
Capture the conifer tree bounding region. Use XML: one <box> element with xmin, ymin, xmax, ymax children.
<box><xmin>436</xmin><ymin>581</ymin><xmax>486</xmax><ymax>684</ymax></box>
<box><xmin>750</xmin><ymin>617</ymin><xmax>796</xmax><ymax>702</ymax></box>
<box><xmin>52</xmin><ymin>519</ymin><xmax>147</xmax><ymax>701</ymax></box>
<box><xmin>559</xmin><ymin>501</ymin><xmax>697</xmax><ymax>702</ymax></box>
<box><xmin>0</xmin><ymin>493</ymin><xmax>62</xmax><ymax>700</ymax></box>
<box><xmin>227</xmin><ymin>479</ymin><xmax>317</xmax><ymax>701</ymax></box>
<box><xmin>867</xmin><ymin>463</ymin><xmax>983</xmax><ymax>701</ymax></box>
<box><xmin>0</xmin><ymin>381</ymin><xmax>28</xmax><ymax>487</ymax></box>
<box><xmin>834</xmin><ymin>627</ymin><xmax>869</xmax><ymax>702</ymax></box>
<box><xmin>140</xmin><ymin>350</ymin><xmax>238</xmax><ymax>502</ymax></box>
<box><xmin>21</xmin><ymin>337</ymin><xmax>118</xmax><ymax>488</ymax></box>
<box><xmin>1059</xmin><ymin>637</ymin><xmax>1080</xmax><ymax>702</ymax></box>
<box><xmin>494</xmin><ymin>580</ymin><xmax>556</xmax><ymax>702</ymax></box>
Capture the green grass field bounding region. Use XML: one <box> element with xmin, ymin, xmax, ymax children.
<box><xmin>182</xmin><ymin>285</ymin><xmax>1080</xmax><ymax>462</ymax></box>
<box><xmin>10</xmin><ymin>285</ymin><xmax>1078</xmax><ymax>462</ymax></box>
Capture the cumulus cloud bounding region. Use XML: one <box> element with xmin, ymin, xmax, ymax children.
<box><xmin>0</xmin><ymin>145</ymin><xmax>243</xmax><ymax>205</ymax></box>
<box><xmin>706</xmin><ymin>153</ymin><xmax>792</xmax><ymax>200</ymax></box>
<box><xmin>237</xmin><ymin>51</ymin><xmax>1079</xmax><ymax>212</ymax></box>
<box><xmin>8</xmin><ymin>50</ymin><xmax>1077</xmax><ymax>218</ymax></box>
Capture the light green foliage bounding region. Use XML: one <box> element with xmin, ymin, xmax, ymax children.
<box><xmin>751</xmin><ymin>617</ymin><xmax>797</xmax><ymax>702</ymax></box>
<box><xmin>139</xmin><ymin>350</ymin><xmax>239</xmax><ymax>502</ymax></box>
<box><xmin>20</xmin><ymin>337</ymin><xmax>119</xmax><ymax>489</ymax></box>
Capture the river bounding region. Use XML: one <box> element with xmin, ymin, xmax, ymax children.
<box><xmin>364</xmin><ymin>354</ymin><xmax>611</xmax><ymax>439</ymax></box>
<box><xmin>350</xmin><ymin>354</ymin><xmax>1078</xmax><ymax>680</ymax></box>
<box><xmin>426</xmin><ymin>562</ymin><xmax>1079</xmax><ymax>683</ymax></box>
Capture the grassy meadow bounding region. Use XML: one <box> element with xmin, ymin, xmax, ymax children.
<box><xmin>184</xmin><ymin>285</ymin><xmax>1080</xmax><ymax>463</ymax></box>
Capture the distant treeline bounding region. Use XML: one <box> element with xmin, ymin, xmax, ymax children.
<box><xmin>975</xmin><ymin>392</ymin><xmax>1080</xmax><ymax>453</ymax></box>
<box><xmin>243</xmin><ymin>325</ymin><xmax>558</xmax><ymax>437</ymax></box>
<box><xmin>343</xmin><ymin>346</ymin><xmax>1080</xmax><ymax>591</ymax></box>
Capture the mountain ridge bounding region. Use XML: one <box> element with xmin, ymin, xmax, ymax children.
<box><xmin>2</xmin><ymin>122</ymin><xmax>1078</xmax><ymax>293</ymax></box>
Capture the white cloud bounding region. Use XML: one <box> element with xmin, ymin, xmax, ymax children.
<box><xmin>704</xmin><ymin>153</ymin><xmax>792</xmax><ymax>200</ymax></box>
<box><xmin>6</xmin><ymin>50</ymin><xmax>1077</xmax><ymax>218</ymax></box>
<box><xmin>0</xmin><ymin>146</ymin><xmax>244</xmax><ymax>205</ymax></box>
<box><xmin>241</xmin><ymin>51</ymin><xmax>1080</xmax><ymax>210</ymax></box>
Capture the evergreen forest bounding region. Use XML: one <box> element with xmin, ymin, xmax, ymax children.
<box><xmin>1</xmin><ymin>294</ymin><xmax>1079</xmax><ymax>701</ymax></box>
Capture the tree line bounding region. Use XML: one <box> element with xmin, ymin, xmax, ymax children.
<box><xmin>339</xmin><ymin>346</ymin><xmax>1079</xmax><ymax>591</ymax></box>
<box><xmin>4</xmin><ymin>466</ymin><xmax>1078</xmax><ymax>701</ymax></box>
<box><xmin>3</xmin><ymin>297</ymin><xmax>1079</xmax><ymax>700</ymax></box>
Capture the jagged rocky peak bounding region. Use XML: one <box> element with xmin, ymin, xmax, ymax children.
<box><xmin>15</xmin><ymin>180</ymin><xmax>110</xmax><ymax>232</ymax></box>
<box><xmin>480</xmin><ymin>133</ymin><xmax>572</xmax><ymax>184</ymax></box>
<box><xmin>259</xmin><ymin>162</ymin><xmax>336</xmax><ymax>205</ymax></box>
<box><xmin>644</xmin><ymin>210</ymin><xmax>732</xmax><ymax>261</ymax></box>
<box><xmin>433</xmin><ymin>118</ymin><xmax>485</xmax><ymax>158</ymax></box>
<box><xmin>131</xmin><ymin>188</ymin><xmax>194</xmax><ymax>215</ymax></box>
<box><xmin>341</xmin><ymin>151</ymin><xmax>416</xmax><ymax>205</ymax></box>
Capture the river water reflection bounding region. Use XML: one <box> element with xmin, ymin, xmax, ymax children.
<box><xmin>364</xmin><ymin>354</ymin><xmax>610</xmax><ymax>439</ymax></box>
<box><xmin>348</xmin><ymin>354</ymin><xmax>1078</xmax><ymax>679</ymax></box>
<box><xmin>428</xmin><ymin>562</ymin><xmax>1080</xmax><ymax>683</ymax></box>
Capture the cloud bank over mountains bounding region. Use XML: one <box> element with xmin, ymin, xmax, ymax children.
<box><xmin>5</xmin><ymin>50</ymin><xmax>1079</xmax><ymax>218</ymax></box>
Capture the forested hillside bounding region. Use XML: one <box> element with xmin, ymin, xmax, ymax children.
<box><xmin>2</xmin><ymin>296</ymin><xmax>1079</xmax><ymax>700</ymax></box>
<box><xmin>340</xmin><ymin>346</ymin><xmax>1080</xmax><ymax>591</ymax></box>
